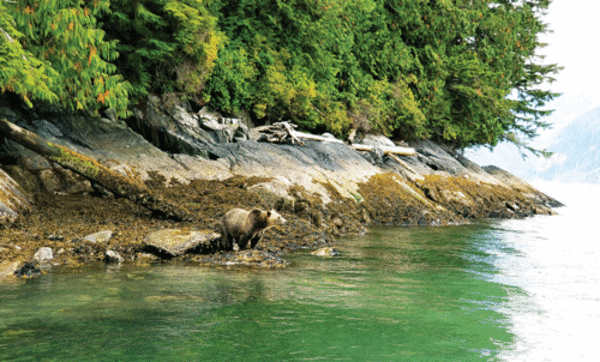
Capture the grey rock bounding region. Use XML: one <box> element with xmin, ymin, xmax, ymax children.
<box><xmin>33</xmin><ymin>119</ymin><xmax>63</xmax><ymax>138</ymax></box>
<box><xmin>144</xmin><ymin>229</ymin><xmax>220</xmax><ymax>257</ymax></box>
<box><xmin>84</xmin><ymin>230</ymin><xmax>114</xmax><ymax>243</ymax></box>
<box><xmin>0</xmin><ymin>168</ymin><xmax>31</xmax><ymax>224</ymax></box>
<box><xmin>33</xmin><ymin>247</ymin><xmax>54</xmax><ymax>264</ymax></box>
<box><xmin>359</xmin><ymin>134</ymin><xmax>396</xmax><ymax>148</ymax></box>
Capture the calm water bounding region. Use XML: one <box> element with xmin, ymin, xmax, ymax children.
<box><xmin>1</xmin><ymin>182</ymin><xmax>598</xmax><ymax>361</ymax></box>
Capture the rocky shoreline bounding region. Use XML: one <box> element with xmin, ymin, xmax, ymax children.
<box><xmin>0</xmin><ymin>100</ymin><xmax>562</xmax><ymax>280</ymax></box>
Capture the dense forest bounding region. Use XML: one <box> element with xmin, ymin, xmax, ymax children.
<box><xmin>0</xmin><ymin>0</ymin><xmax>560</xmax><ymax>152</ymax></box>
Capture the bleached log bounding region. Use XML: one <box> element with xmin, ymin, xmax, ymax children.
<box><xmin>252</xmin><ymin>121</ymin><xmax>415</xmax><ymax>156</ymax></box>
<box><xmin>291</xmin><ymin>131</ymin><xmax>345</xmax><ymax>144</ymax></box>
<box><xmin>351</xmin><ymin>143</ymin><xmax>416</xmax><ymax>156</ymax></box>
<box><xmin>386</xmin><ymin>153</ymin><xmax>419</xmax><ymax>174</ymax></box>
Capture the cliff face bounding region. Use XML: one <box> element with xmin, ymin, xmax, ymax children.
<box><xmin>0</xmin><ymin>99</ymin><xmax>563</xmax><ymax>272</ymax></box>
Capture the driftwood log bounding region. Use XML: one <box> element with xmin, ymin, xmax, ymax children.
<box><xmin>254</xmin><ymin>121</ymin><xmax>415</xmax><ymax>156</ymax></box>
<box><xmin>0</xmin><ymin>118</ymin><xmax>191</xmax><ymax>221</ymax></box>
<box><xmin>350</xmin><ymin>143</ymin><xmax>416</xmax><ymax>156</ymax></box>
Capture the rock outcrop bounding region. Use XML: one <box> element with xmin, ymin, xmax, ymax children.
<box><xmin>0</xmin><ymin>168</ymin><xmax>30</xmax><ymax>224</ymax></box>
<box><xmin>0</xmin><ymin>96</ymin><xmax>563</xmax><ymax>274</ymax></box>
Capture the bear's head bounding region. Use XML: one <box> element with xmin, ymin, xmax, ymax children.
<box><xmin>266</xmin><ymin>210</ymin><xmax>286</xmax><ymax>228</ymax></box>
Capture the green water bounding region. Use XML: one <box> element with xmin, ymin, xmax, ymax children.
<box><xmin>0</xmin><ymin>223</ymin><xmax>516</xmax><ymax>361</ymax></box>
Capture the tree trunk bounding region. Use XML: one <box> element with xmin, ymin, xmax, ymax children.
<box><xmin>0</xmin><ymin>118</ymin><xmax>191</xmax><ymax>221</ymax></box>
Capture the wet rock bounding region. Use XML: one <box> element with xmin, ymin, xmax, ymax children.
<box><xmin>144</xmin><ymin>229</ymin><xmax>220</xmax><ymax>257</ymax></box>
<box><xmin>84</xmin><ymin>230</ymin><xmax>114</xmax><ymax>243</ymax></box>
<box><xmin>311</xmin><ymin>247</ymin><xmax>340</xmax><ymax>257</ymax></box>
<box><xmin>199</xmin><ymin>250</ymin><xmax>290</xmax><ymax>268</ymax></box>
<box><xmin>135</xmin><ymin>253</ymin><xmax>160</xmax><ymax>262</ymax></box>
<box><xmin>32</xmin><ymin>247</ymin><xmax>54</xmax><ymax>264</ymax></box>
<box><xmin>14</xmin><ymin>262</ymin><xmax>42</xmax><ymax>278</ymax></box>
<box><xmin>105</xmin><ymin>250</ymin><xmax>124</xmax><ymax>263</ymax></box>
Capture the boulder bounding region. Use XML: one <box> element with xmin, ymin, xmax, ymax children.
<box><xmin>358</xmin><ymin>134</ymin><xmax>396</xmax><ymax>148</ymax></box>
<box><xmin>32</xmin><ymin>247</ymin><xmax>54</xmax><ymax>264</ymax></box>
<box><xmin>144</xmin><ymin>229</ymin><xmax>220</xmax><ymax>257</ymax></box>
<box><xmin>247</xmin><ymin>176</ymin><xmax>294</xmax><ymax>202</ymax></box>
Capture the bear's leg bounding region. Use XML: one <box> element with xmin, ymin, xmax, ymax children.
<box><xmin>220</xmin><ymin>225</ymin><xmax>230</xmax><ymax>250</ymax></box>
<box><xmin>249</xmin><ymin>231</ymin><xmax>264</xmax><ymax>249</ymax></box>
<box><xmin>238</xmin><ymin>233</ymin><xmax>255</xmax><ymax>250</ymax></box>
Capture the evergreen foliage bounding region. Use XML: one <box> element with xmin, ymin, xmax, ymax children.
<box><xmin>3</xmin><ymin>0</ymin><xmax>130</xmax><ymax>116</ymax></box>
<box><xmin>0</xmin><ymin>0</ymin><xmax>560</xmax><ymax>152</ymax></box>
<box><xmin>98</xmin><ymin>0</ymin><xmax>223</xmax><ymax>102</ymax></box>
<box><xmin>0</xmin><ymin>1</ymin><xmax>57</xmax><ymax>107</ymax></box>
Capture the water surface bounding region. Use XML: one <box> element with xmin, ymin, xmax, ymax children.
<box><xmin>1</xmin><ymin>182</ymin><xmax>598</xmax><ymax>361</ymax></box>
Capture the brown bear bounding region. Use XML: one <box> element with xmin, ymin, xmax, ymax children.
<box><xmin>221</xmin><ymin>208</ymin><xmax>286</xmax><ymax>251</ymax></box>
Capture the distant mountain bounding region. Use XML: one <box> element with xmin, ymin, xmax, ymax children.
<box><xmin>525</xmin><ymin>105</ymin><xmax>600</xmax><ymax>183</ymax></box>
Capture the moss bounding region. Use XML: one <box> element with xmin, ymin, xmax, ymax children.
<box><xmin>48</xmin><ymin>144</ymin><xmax>101</xmax><ymax>179</ymax></box>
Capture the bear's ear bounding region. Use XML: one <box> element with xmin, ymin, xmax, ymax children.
<box><xmin>267</xmin><ymin>211</ymin><xmax>271</xmax><ymax>217</ymax></box>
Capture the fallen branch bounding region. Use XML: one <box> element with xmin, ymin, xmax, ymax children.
<box><xmin>386</xmin><ymin>153</ymin><xmax>419</xmax><ymax>174</ymax></box>
<box><xmin>0</xmin><ymin>118</ymin><xmax>191</xmax><ymax>221</ymax></box>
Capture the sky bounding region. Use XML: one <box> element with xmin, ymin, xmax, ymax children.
<box><xmin>466</xmin><ymin>0</ymin><xmax>600</xmax><ymax>174</ymax></box>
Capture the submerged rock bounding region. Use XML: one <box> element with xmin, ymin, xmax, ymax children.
<box><xmin>311</xmin><ymin>247</ymin><xmax>340</xmax><ymax>257</ymax></box>
<box><xmin>144</xmin><ymin>229</ymin><xmax>220</xmax><ymax>257</ymax></box>
<box><xmin>193</xmin><ymin>250</ymin><xmax>290</xmax><ymax>268</ymax></box>
<box><xmin>105</xmin><ymin>250</ymin><xmax>124</xmax><ymax>263</ymax></box>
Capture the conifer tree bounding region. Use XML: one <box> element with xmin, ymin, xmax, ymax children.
<box><xmin>99</xmin><ymin>0</ymin><xmax>222</xmax><ymax>103</ymax></box>
<box><xmin>5</xmin><ymin>0</ymin><xmax>130</xmax><ymax>116</ymax></box>
<box><xmin>0</xmin><ymin>1</ymin><xmax>57</xmax><ymax>107</ymax></box>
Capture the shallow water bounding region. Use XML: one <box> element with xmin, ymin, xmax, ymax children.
<box><xmin>1</xmin><ymin>182</ymin><xmax>598</xmax><ymax>361</ymax></box>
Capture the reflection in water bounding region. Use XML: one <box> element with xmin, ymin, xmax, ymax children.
<box><xmin>1</xmin><ymin>182</ymin><xmax>597</xmax><ymax>361</ymax></box>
